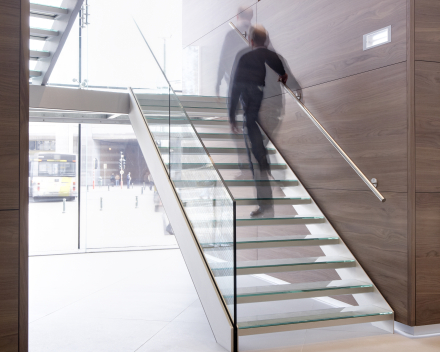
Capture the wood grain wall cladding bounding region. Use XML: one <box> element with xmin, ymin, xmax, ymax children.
<box><xmin>416</xmin><ymin>193</ymin><xmax>440</xmax><ymax>325</ymax></box>
<box><xmin>307</xmin><ymin>189</ymin><xmax>409</xmax><ymax>323</ymax></box>
<box><xmin>0</xmin><ymin>335</ymin><xmax>18</xmax><ymax>352</ymax></box>
<box><xmin>415</xmin><ymin>61</ymin><xmax>440</xmax><ymax>192</ymax></box>
<box><xmin>19</xmin><ymin>0</ymin><xmax>30</xmax><ymax>349</ymax></box>
<box><xmin>256</xmin><ymin>0</ymin><xmax>407</xmax><ymax>89</ymax></box>
<box><xmin>183</xmin><ymin>0</ymin><xmax>257</xmax><ymax>48</ymax></box>
<box><xmin>259</xmin><ymin>62</ymin><xmax>407</xmax><ymax>193</ymax></box>
<box><xmin>415</xmin><ymin>0</ymin><xmax>440</xmax><ymax>62</ymax></box>
<box><xmin>0</xmin><ymin>1</ymin><xmax>20</xmax><ymax>211</ymax></box>
<box><xmin>0</xmin><ymin>211</ymin><xmax>19</xmax><ymax>350</ymax></box>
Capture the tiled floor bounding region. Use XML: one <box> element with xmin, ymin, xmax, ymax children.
<box><xmin>30</xmin><ymin>249</ymin><xmax>440</xmax><ymax>351</ymax></box>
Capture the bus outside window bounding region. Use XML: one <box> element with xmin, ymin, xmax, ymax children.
<box><xmin>29</xmin><ymin>153</ymin><xmax>78</xmax><ymax>201</ymax></box>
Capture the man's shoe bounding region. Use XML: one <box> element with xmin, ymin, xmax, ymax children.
<box><xmin>233</xmin><ymin>172</ymin><xmax>248</xmax><ymax>180</ymax></box>
<box><xmin>250</xmin><ymin>206</ymin><xmax>274</xmax><ymax>218</ymax></box>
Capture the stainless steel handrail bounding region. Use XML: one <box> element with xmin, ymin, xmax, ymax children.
<box><xmin>228</xmin><ymin>22</ymin><xmax>386</xmax><ymax>202</ymax></box>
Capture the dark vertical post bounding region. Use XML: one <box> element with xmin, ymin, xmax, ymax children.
<box><xmin>233</xmin><ymin>200</ymin><xmax>238</xmax><ymax>351</ymax></box>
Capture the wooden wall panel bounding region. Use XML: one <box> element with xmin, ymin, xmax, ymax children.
<box><xmin>0</xmin><ymin>1</ymin><xmax>20</xmax><ymax>210</ymax></box>
<box><xmin>308</xmin><ymin>189</ymin><xmax>409</xmax><ymax>322</ymax></box>
<box><xmin>19</xmin><ymin>0</ymin><xmax>29</xmax><ymax>349</ymax></box>
<box><xmin>0</xmin><ymin>211</ymin><xmax>19</xmax><ymax>350</ymax></box>
<box><xmin>416</xmin><ymin>193</ymin><xmax>440</xmax><ymax>325</ymax></box>
<box><xmin>415</xmin><ymin>0</ymin><xmax>440</xmax><ymax>62</ymax></box>
<box><xmin>415</xmin><ymin>61</ymin><xmax>440</xmax><ymax>192</ymax></box>
<box><xmin>257</xmin><ymin>62</ymin><xmax>410</xmax><ymax>323</ymax></box>
<box><xmin>183</xmin><ymin>0</ymin><xmax>256</xmax><ymax>48</ymax></box>
<box><xmin>260</xmin><ymin>62</ymin><xmax>408</xmax><ymax>193</ymax></box>
<box><xmin>0</xmin><ymin>0</ymin><xmax>28</xmax><ymax>350</ymax></box>
<box><xmin>257</xmin><ymin>0</ymin><xmax>407</xmax><ymax>88</ymax></box>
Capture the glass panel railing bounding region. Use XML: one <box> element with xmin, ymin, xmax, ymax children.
<box><xmin>130</xmin><ymin>20</ymin><xmax>237</xmax><ymax>341</ymax></box>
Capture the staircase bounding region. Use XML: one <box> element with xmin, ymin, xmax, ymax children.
<box><xmin>128</xmin><ymin>90</ymin><xmax>394</xmax><ymax>350</ymax></box>
<box><xmin>30</xmin><ymin>0</ymin><xmax>83</xmax><ymax>84</ymax></box>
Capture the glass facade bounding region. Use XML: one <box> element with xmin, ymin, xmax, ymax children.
<box><xmin>29</xmin><ymin>121</ymin><xmax>176</xmax><ymax>255</ymax></box>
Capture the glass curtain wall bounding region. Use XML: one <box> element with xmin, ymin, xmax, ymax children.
<box><xmin>29</xmin><ymin>121</ymin><xmax>176</xmax><ymax>255</ymax></box>
<box><xmin>80</xmin><ymin>124</ymin><xmax>177</xmax><ymax>250</ymax></box>
<box><xmin>29</xmin><ymin>122</ymin><xmax>79</xmax><ymax>254</ymax></box>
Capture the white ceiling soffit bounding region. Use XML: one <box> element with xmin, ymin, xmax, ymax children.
<box><xmin>30</xmin><ymin>85</ymin><xmax>130</xmax><ymax>114</ymax></box>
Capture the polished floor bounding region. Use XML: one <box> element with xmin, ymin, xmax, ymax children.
<box><xmin>30</xmin><ymin>249</ymin><xmax>440</xmax><ymax>352</ymax></box>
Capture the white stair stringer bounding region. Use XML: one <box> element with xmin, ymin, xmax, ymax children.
<box><xmin>127</xmin><ymin>89</ymin><xmax>235</xmax><ymax>351</ymax></box>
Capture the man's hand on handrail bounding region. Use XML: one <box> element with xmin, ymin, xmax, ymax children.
<box><xmin>278</xmin><ymin>73</ymin><xmax>288</xmax><ymax>84</ymax></box>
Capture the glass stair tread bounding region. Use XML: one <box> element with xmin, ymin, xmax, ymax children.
<box><xmin>235</xmin><ymin>197</ymin><xmax>311</xmax><ymax>205</ymax></box>
<box><xmin>237</xmin><ymin>305</ymin><xmax>393</xmax><ymax>332</ymax></box>
<box><xmin>200</xmin><ymin>235</ymin><xmax>339</xmax><ymax>250</ymax></box>
<box><xmin>236</xmin><ymin>216</ymin><xmax>325</xmax><ymax>227</ymax></box>
<box><xmin>172</xmin><ymin>180</ymin><xmax>299</xmax><ymax>187</ymax></box>
<box><xmin>30</xmin><ymin>3</ymin><xmax>68</xmax><ymax>19</ymax></box>
<box><xmin>30</xmin><ymin>2</ymin><xmax>68</xmax><ymax>10</ymax></box>
<box><xmin>224</xmin><ymin>179</ymin><xmax>299</xmax><ymax>187</ymax></box>
<box><xmin>234</xmin><ymin>280</ymin><xmax>373</xmax><ymax>303</ymax></box>
<box><xmin>166</xmin><ymin>163</ymin><xmax>287</xmax><ymax>170</ymax></box>
<box><xmin>237</xmin><ymin>279</ymin><xmax>372</xmax><ymax>297</ymax></box>
<box><xmin>210</xmin><ymin>256</ymin><xmax>356</xmax><ymax>276</ymax></box>
<box><xmin>30</xmin><ymin>27</ymin><xmax>59</xmax><ymax>33</ymax></box>
<box><xmin>158</xmin><ymin>146</ymin><xmax>277</xmax><ymax>154</ymax></box>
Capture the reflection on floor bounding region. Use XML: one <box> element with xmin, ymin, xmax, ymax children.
<box><xmin>30</xmin><ymin>250</ymin><xmax>440</xmax><ymax>352</ymax></box>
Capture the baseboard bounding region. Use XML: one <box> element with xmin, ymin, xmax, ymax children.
<box><xmin>395</xmin><ymin>321</ymin><xmax>440</xmax><ymax>337</ymax></box>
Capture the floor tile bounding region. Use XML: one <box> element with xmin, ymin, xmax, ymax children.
<box><xmin>136</xmin><ymin>321</ymin><xmax>227</xmax><ymax>352</ymax></box>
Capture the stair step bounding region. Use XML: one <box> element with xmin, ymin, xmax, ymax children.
<box><xmin>237</xmin><ymin>306</ymin><xmax>393</xmax><ymax>336</ymax></box>
<box><xmin>211</xmin><ymin>256</ymin><xmax>356</xmax><ymax>276</ymax></box>
<box><xmin>181</xmin><ymin>197</ymin><xmax>310</xmax><ymax>207</ymax></box>
<box><xmin>225</xmin><ymin>179</ymin><xmax>299</xmax><ymax>187</ymax></box>
<box><xmin>159</xmin><ymin>146</ymin><xmax>277</xmax><ymax>154</ymax></box>
<box><xmin>30</xmin><ymin>27</ymin><xmax>59</xmax><ymax>41</ymax></box>
<box><xmin>172</xmin><ymin>179</ymin><xmax>299</xmax><ymax>188</ymax></box>
<box><xmin>167</xmin><ymin>163</ymin><xmax>287</xmax><ymax>170</ymax></box>
<box><xmin>146</xmin><ymin>117</ymin><xmax>238</xmax><ymax>126</ymax></box>
<box><xmin>149</xmin><ymin>131</ymin><xmax>242</xmax><ymax>140</ymax></box>
<box><xmin>141</xmin><ymin>101</ymin><xmax>227</xmax><ymax>110</ymax></box>
<box><xmin>136</xmin><ymin>93</ymin><xmax>228</xmax><ymax>104</ymax></box>
<box><xmin>142</xmin><ymin>106</ymin><xmax>228</xmax><ymax>115</ymax></box>
<box><xmin>236</xmin><ymin>197</ymin><xmax>311</xmax><ymax>206</ymax></box>
<box><xmin>235</xmin><ymin>280</ymin><xmax>373</xmax><ymax>304</ymax></box>
<box><xmin>199</xmin><ymin>132</ymin><xmax>243</xmax><ymax>140</ymax></box>
<box><xmin>236</xmin><ymin>216</ymin><xmax>325</xmax><ymax>227</ymax></box>
<box><xmin>30</xmin><ymin>3</ymin><xmax>68</xmax><ymax>20</ymax></box>
<box><xmin>30</xmin><ymin>50</ymin><xmax>50</xmax><ymax>59</ymax></box>
<box><xmin>201</xmin><ymin>234</ymin><xmax>339</xmax><ymax>250</ymax></box>
<box><xmin>30</xmin><ymin>70</ymin><xmax>42</xmax><ymax>77</ymax></box>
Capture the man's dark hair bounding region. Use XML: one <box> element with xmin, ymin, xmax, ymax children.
<box><xmin>250</xmin><ymin>25</ymin><xmax>267</xmax><ymax>47</ymax></box>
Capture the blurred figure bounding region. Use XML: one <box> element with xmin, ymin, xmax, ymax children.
<box><xmin>115</xmin><ymin>174</ymin><xmax>120</xmax><ymax>186</ymax></box>
<box><xmin>229</xmin><ymin>25</ymin><xmax>288</xmax><ymax>217</ymax></box>
<box><xmin>110</xmin><ymin>173</ymin><xmax>115</xmax><ymax>187</ymax></box>
<box><xmin>126</xmin><ymin>172</ymin><xmax>131</xmax><ymax>189</ymax></box>
<box><xmin>216</xmin><ymin>6</ymin><xmax>253</xmax><ymax>96</ymax></box>
<box><xmin>216</xmin><ymin>6</ymin><xmax>254</xmax><ymax>177</ymax></box>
